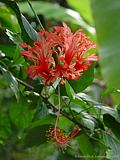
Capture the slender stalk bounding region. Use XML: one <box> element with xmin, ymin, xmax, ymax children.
<box><xmin>54</xmin><ymin>84</ymin><xmax>61</xmax><ymax>143</ymax></box>
<box><xmin>27</xmin><ymin>0</ymin><xmax>44</xmax><ymax>30</ymax></box>
<box><xmin>54</xmin><ymin>84</ymin><xmax>81</xmax><ymax>144</ymax></box>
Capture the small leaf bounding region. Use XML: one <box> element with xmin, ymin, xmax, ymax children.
<box><xmin>95</xmin><ymin>105</ymin><xmax>120</xmax><ymax>123</ymax></box>
<box><xmin>69</xmin><ymin>64</ymin><xmax>94</xmax><ymax>93</ymax></box>
<box><xmin>21</xmin><ymin>15</ymin><xmax>40</xmax><ymax>41</ymax></box>
<box><xmin>65</xmin><ymin>80</ymin><xmax>75</xmax><ymax>99</ymax></box>
<box><xmin>76</xmin><ymin>92</ymin><xmax>97</xmax><ymax>104</ymax></box>
<box><xmin>102</xmin><ymin>87</ymin><xmax>120</xmax><ymax>97</ymax></box>
<box><xmin>103</xmin><ymin>114</ymin><xmax>120</xmax><ymax>141</ymax></box>
<box><xmin>35</xmin><ymin>97</ymin><xmax>48</xmax><ymax>119</ymax></box>
<box><xmin>52</xmin><ymin>78</ymin><xmax>61</xmax><ymax>89</ymax></box>
<box><xmin>70</xmin><ymin>95</ymin><xmax>86</xmax><ymax>110</ymax></box>
<box><xmin>6</xmin><ymin>29</ymin><xmax>23</xmax><ymax>45</ymax></box>
<box><xmin>77</xmin><ymin>133</ymin><xmax>96</xmax><ymax>160</ymax></box>
<box><xmin>80</xmin><ymin>112</ymin><xmax>96</xmax><ymax>131</ymax></box>
<box><xmin>0</xmin><ymin>45</ymin><xmax>19</xmax><ymax>58</ymax></box>
<box><xmin>0</xmin><ymin>66</ymin><xmax>19</xmax><ymax>101</ymax></box>
<box><xmin>102</xmin><ymin>132</ymin><xmax>120</xmax><ymax>160</ymax></box>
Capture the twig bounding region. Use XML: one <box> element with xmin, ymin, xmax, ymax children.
<box><xmin>16</xmin><ymin>78</ymin><xmax>34</xmax><ymax>90</ymax></box>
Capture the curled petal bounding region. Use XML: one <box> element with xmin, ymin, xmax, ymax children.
<box><xmin>20</xmin><ymin>50</ymin><xmax>37</xmax><ymax>61</ymax></box>
<box><xmin>85</xmin><ymin>53</ymin><xmax>99</xmax><ymax>61</ymax></box>
<box><xmin>20</xmin><ymin>42</ymin><xmax>31</xmax><ymax>49</ymax></box>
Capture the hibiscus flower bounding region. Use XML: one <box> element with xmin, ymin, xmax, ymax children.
<box><xmin>20</xmin><ymin>22</ymin><xmax>98</xmax><ymax>85</ymax></box>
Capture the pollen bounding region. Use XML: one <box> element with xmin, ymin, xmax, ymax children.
<box><xmin>46</xmin><ymin>127</ymin><xmax>68</xmax><ymax>143</ymax></box>
<box><xmin>46</xmin><ymin>125</ymin><xmax>81</xmax><ymax>150</ymax></box>
<box><xmin>46</xmin><ymin>126</ymin><xmax>70</xmax><ymax>151</ymax></box>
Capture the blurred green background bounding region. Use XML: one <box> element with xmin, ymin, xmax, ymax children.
<box><xmin>0</xmin><ymin>0</ymin><xmax>120</xmax><ymax>160</ymax></box>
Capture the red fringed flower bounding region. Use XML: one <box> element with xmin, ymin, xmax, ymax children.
<box><xmin>20</xmin><ymin>22</ymin><xmax>98</xmax><ymax>85</ymax></box>
<box><xmin>20</xmin><ymin>22</ymin><xmax>99</xmax><ymax>148</ymax></box>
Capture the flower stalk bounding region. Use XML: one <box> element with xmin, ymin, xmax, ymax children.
<box><xmin>53</xmin><ymin>82</ymin><xmax>81</xmax><ymax>145</ymax></box>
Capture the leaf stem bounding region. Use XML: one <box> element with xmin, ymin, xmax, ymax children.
<box><xmin>27</xmin><ymin>0</ymin><xmax>44</xmax><ymax>30</ymax></box>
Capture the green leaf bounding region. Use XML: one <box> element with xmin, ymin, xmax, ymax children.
<box><xmin>80</xmin><ymin>112</ymin><xmax>96</xmax><ymax>131</ymax></box>
<box><xmin>102</xmin><ymin>132</ymin><xmax>120</xmax><ymax>160</ymax></box>
<box><xmin>0</xmin><ymin>45</ymin><xmax>19</xmax><ymax>58</ymax></box>
<box><xmin>21</xmin><ymin>15</ymin><xmax>40</xmax><ymax>41</ymax></box>
<box><xmin>61</xmin><ymin>65</ymin><xmax>95</xmax><ymax>95</ymax></box>
<box><xmin>58</xmin><ymin>117</ymin><xmax>74</xmax><ymax>131</ymax></box>
<box><xmin>0</xmin><ymin>44</ymin><xmax>26</xmax><ymax>64</ymax></box>
<box><xmin>31</xmin><ymin>115</ymin><xmax>55</xmax><ymax>129</ymax></box>
<box><xmin>76</xmin><ymin>92</ymin><xmax>97</xmax><ymax>104</ymax></box>
<box><xmin>6</xmin><ymin>29</ymin><xmax>23</xmax><ymax>45</ymax></box>
<box><xmin>36</xmin><ymin>97</ymin><xmax>48</xmax><ymax>119</ymax></box>
<box><xmin>51</xmin><ymin>78</ymin><xmax>61</xmax><ymax>90</ymax></box>
<box><xmin>9</xmin><ymin>99</ymin><xmax>34</xmax><ymax>129</ymax></box>
<box><xmin>1</xmin><ymin>0</ymin><xmax>28</xmax><ymax>42</ymax></box>
<box><xmin>0</xmin><ymin>66</ymin><xmax>19</xmax><ymax>101</ymax></box>
<box><xmin>95</xmin><ymin>105</ymin><xmax>120</xmax><ymax>123</ymax></box>
<box><xmin>103</xmin><ymin>114</ymin><xmax>120</xmax><ymax>141</ymax></box>
<box><xmin>102</xmin><ymin>87</ymin><xmax>120</xmax><ymax>97</ymax></box>
<box><xmin>69</xmin><ymin>64</ymin><xmax>94</xmax><ymax>93</ymax></box>
<box><xmin>67</xmin><ymin>0</ymin><xmax>93</xmax><ymax>25</ymax></box>
<box><xmin>70</xmin><ymin>95</ymin><xmax>87</xmax><ymax>111</ymax></box>
<box><xmin>65</xmin><ymin>80</ymin><xmax>75</xmax><ymax>99</ymax></box>
<box><xmin>24</xmin><ymin>124</ymin><xmax>51</xmax><ymax>148</ymax></box>
<box><xmin>2</xmin><ymin>0</ymin><xmax>39</xmax><ymax>42</ymax></box>
<box><xmin>0</xmin><ymin>5</ymin><xmax>20</xmax><ymax>32</ymax></box>
<box><xmin>91</xmin><ymin>0</ymin><xmax>120</xmax><ymax>95</ymax></box>
<box><xmin>77</xmin><ymin>133</ymin><xmax>98</xmax><ymax>159</ymax></box>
